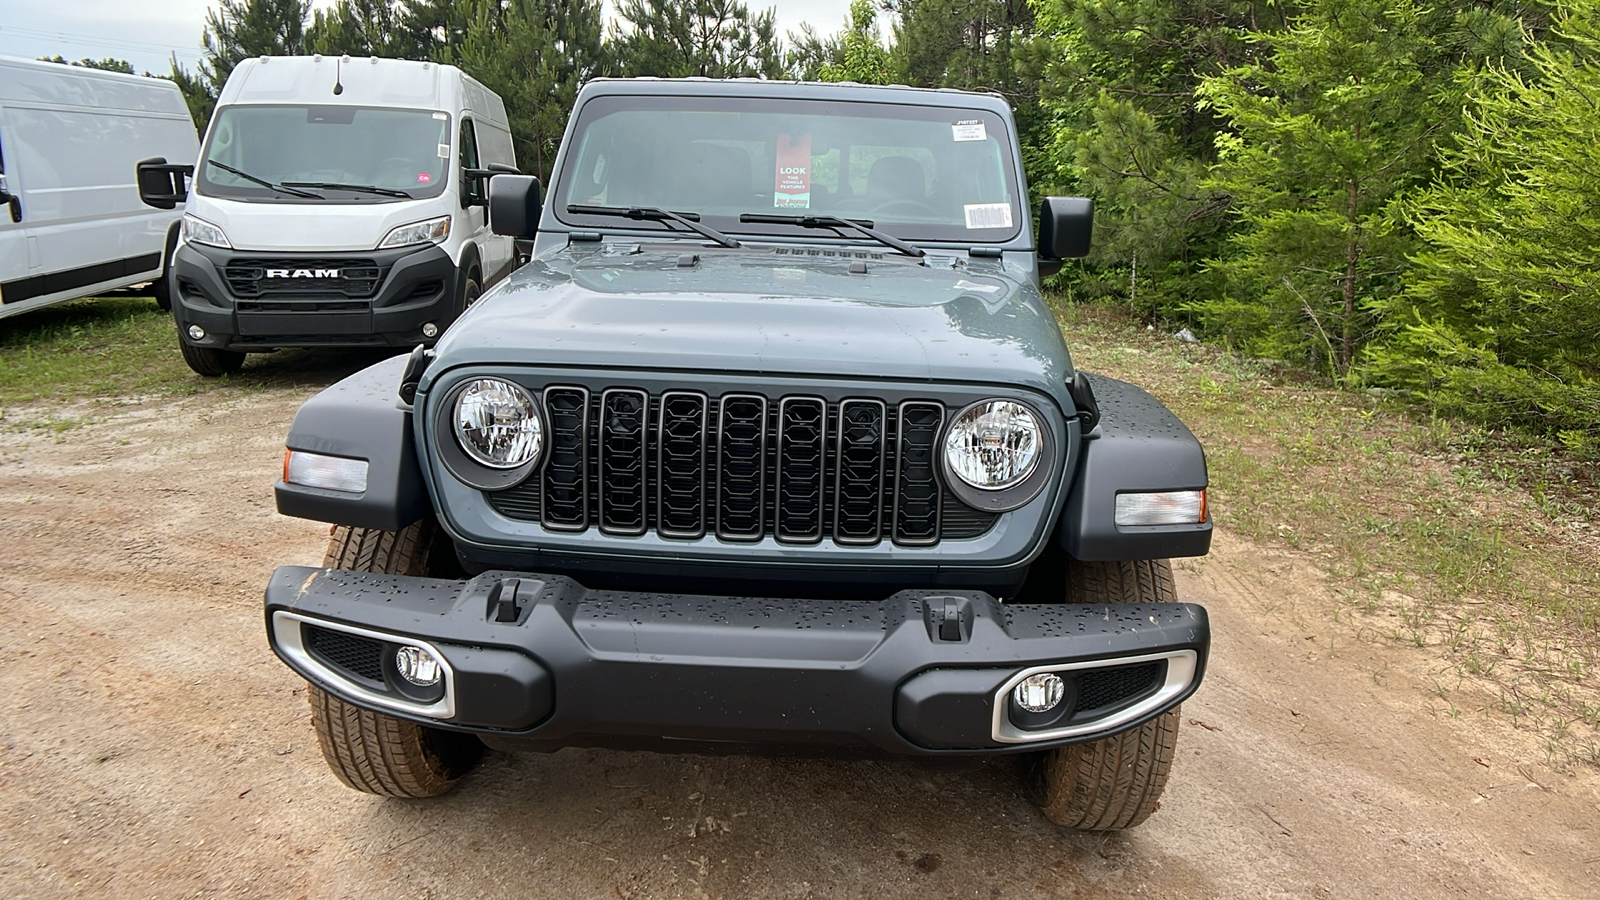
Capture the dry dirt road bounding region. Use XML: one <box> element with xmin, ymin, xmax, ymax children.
<box><xmin>1</xmin><ymin>376</ymin><xmax>1596</xmax><ymax>899</ymax></box>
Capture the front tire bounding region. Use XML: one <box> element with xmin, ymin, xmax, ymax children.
<box><xmin>307</xmin><ymin>519</ymin><xmax>483</xmax><ymax>797</ymax></box>
<box><xmin>178</xmin><ymin>334</ymin><xmax>244</xmax><ymax>377</ymax></box>
<box><xmin>1026</xmin><ymin>558</ymin><xmax>1183</xmax><ymax>830</ymax></box>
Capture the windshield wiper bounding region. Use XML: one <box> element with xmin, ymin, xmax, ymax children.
<box><xmin>206</xmin><ymin>160</ymin><xmax>322</xmax><ymax>199</ymax></box>
<box><xmin>739</xmin><ymin>213</ymin><xmax>924</xmax><ymax>258</ymax></box>
<box><xmin>282</xmin><ymin>181</ymin><xmax>411</xmax><ymax>199</ymax></box>
<box><xmin>567</xmin><ymin>204</ymin><xmax>740</xmax><ymax>248</ymax></box>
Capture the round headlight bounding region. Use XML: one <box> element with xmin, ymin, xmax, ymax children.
<box><xmin>453</xmin><ymin>378</ymin><xmax>542</xmax><ymax>469</ymax></box>
<box><xmin>943</xmin><ymin>400</ymin><xmax>1042</xmax><ymax>490</ymax></box>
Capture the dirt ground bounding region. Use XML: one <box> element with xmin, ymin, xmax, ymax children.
<box><xmin>1</xmin><ymin>376</ymin><xmax>1596</xmax><ymax>899</ymax></box>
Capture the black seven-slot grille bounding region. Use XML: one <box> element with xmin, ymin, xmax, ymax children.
<box><xmin>486</xmin><ymin>388</ymin><xmax>997</xmax><ymax>546</ymax></box>
<box><xmin>223</xmin><ymin>258</ymin><xmax>384</xmax><ymax>299</ymax></box>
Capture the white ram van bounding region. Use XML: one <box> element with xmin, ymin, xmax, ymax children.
<box><xmin>139</xmin><ymin>56</ymin><xmax>518</xmax><ymax>375</ymax></box>
<box><xmin>0</xmin><ymin>56</ymin><xmax>197</xmax><ymax>319</ymax></box>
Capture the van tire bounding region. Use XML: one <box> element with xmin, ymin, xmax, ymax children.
<box><xmin>460</xmin><ymin>269</ymin><xmax>481</xmax><ymax>314</ymax></box>
<box><xmin>179</xmin><ymin>336</ymin><xmax>245</xmax><ymax>377</ymax></box>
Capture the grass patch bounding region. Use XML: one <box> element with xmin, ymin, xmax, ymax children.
<box><xmin>0</xmin><ymin>295</ymin><xmax>395</xmax><ymax>412</ymax></box>
<box><xmin>1055</xmin><ymin>300</ymin><xmax>1600</xmax><ymax>765</ymax></box>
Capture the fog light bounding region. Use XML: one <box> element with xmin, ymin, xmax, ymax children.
<box><xmin>1012</xmin><ymin>673</ymin><xmax>1065</xmax><ymax>713</ymax></box>
<box><xmin>187</xmin><ymin>324</ymin><xmax>206</xmax><ymax>341</ymax></box>
<box><xmin>394</xmin><ymin>645</ymin><xmax>442</xmax><ymax>687</ymax></box>
<box><xmin>421</xmin><ymin>322</ymin><xmax>439</xmax><ymax>338</ymax></box>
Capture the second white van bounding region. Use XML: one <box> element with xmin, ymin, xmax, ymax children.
<box><xmin>140</xmin><ymin>56</ymin><xmax>518</xmax><ymax>375</ymax></box>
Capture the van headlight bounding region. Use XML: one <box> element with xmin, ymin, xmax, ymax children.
<box><xmin>453</xmin><ymin>378</ymin><xmax>542</xmax><ymax>469</ymax></box>
<box><xmin>380</xmin><ymin>215</ymin><xmax>452</xmax><ymax>248</ymax></box>
<box><xmin>182</xmin><ymin>214</ymin><xmax>231</xmax><ymax>248</ymax></box>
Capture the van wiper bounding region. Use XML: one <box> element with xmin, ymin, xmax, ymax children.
<box><xmin>282</xmin><ymin>181</ymin><xmax>411</xmax><ymax>199</ymax></box>
<box><xmin>568</xmin><ymin>204</ymin><xmax>740</xmax><ymax>248</ymax></box>
<box><xmin>206</xmin><ymin>159</ymin><xmax>322</xmax><ymax>199</ymax></box>
<box><xmin>739</xmin><ymin>213</ymin><xmax>924</xmax><ymax>258</ymax></box>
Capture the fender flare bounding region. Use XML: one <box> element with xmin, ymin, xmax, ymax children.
<box><xmin>1058</xmin><ymin>374</ymin><xmax>1211</xmax><ymax>561</ymax></box>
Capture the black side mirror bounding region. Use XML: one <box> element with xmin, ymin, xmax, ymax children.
<box><xmin>489</xmin><ymin>174</ymin><xmax>542</xmax><ymax>238</ymax></box>
<box><xmin>1039</xmin><ymin>196</ymin><xmax>1094</xmax><ymax>260</ymax></box>
<box><xmin>137</xmin><ymin>157</ymin><xmax>193</xmax><ymax>210</ymax></box>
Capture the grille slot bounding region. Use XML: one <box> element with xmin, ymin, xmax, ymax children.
<box><xmin>834</xmin><ymin>399</ymin><xmax>887</xmax><ymax>545</ymax></box>
<box><xmin>304</xmin><ymin>625</ymin><xmax>385</xmax><ymax>683</ymax></box>
<box><xmin>716</xmin><ymin>394</ymin><xmax>768</xmax><ymax>540</ymax></box>
<box><xmin>541</xmin><ymin>386</ymin><xmax>590</xmax><ymax>531</ymax></box>
<box><xmin>598</xmin><ymin>389</ymin><xmax>648</xmax><ymax>535</ymax></box>
<box><xmin>657</xmin><ymin>391</ymin><xmax>708</xmax><ymax>538</ymax></box>
<box><xmin>1076</xmin><ymin>661</ymin><xmax>1165</xmax><ymax>714</ymax></box>
<box><xmin>486</xmin><ymin>388</ymin><xmax>1000</xmax><ymax>545</ymax></box>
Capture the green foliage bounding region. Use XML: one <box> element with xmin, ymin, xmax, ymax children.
<box><xmin>1025</xmin><ymin>0</ymin><xmax>1274</xmax><ymax>313</ymax></box>
<box><xmin>612</xmin><ymin>0</ymin><xmax>784</xmax><ymax>79</ymax></box>
<box><xmin>817</xmin><ymin>0</ymin><xmax>892</xmax><ymax>84</ymax></box>
<box><xmin>1371</xmin><ymin>2</ymin><xmax>1600</xmax><ymax>445</ymax></box>
<box><xmin>201</xmin><ymin>0</ymin><xmax>312</xmax><ymax>89</ymax></box>
<box><xmin>1196</xmin><ymin>0</ymin><xmax>1444</xmax><ymax>376</ymax></box>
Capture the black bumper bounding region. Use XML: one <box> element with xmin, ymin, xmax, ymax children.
<box><xmin>265</xmin><ymin>566</ymin><xmax>1209</xmax><ymax>756</ymax></box>
<box><xmin>170</xmin><ymin>242</ymin><xmax>459</xmax><ymax>350</ymax></box>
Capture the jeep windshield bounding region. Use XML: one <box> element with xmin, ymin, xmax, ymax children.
<box><xmin>195</xmin><ymin>105</ymin><xmax>451</xmax><ymax>202</ymax></box>
<box><xmin>553</xmin><ymin>95</ymin><xmax>1023</xmax><ymax>244</ymax></box>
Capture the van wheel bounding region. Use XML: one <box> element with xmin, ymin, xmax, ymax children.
<box><xmin>460</xmin><ymin>269</ymin><xmax>481</xmax><ymax>314</ymax></box>
<box><xmin>1023</xmin><ymin>559</ymin><xmax>1183</xmax><ymax>830</ymax></box>
<box><xmin>178</xmin><ymin>334</ymin><xmax>245</xmax><ymax>377</ymax></box>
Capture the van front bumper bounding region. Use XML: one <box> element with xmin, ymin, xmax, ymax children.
<box><xmin>169</xmin><ymin>242</ymin><xmax>459</xmax><ymax>350</ymax></box>
<box><xmin>264</xmin><ymin>565</ymin><xmax>1209</xmax><ymax>756</ymax></box>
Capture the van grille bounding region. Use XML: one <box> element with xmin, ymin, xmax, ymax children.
<box><xmin>223</xmin><ymin>258</ymin><xmax>384</xmax><ymax>298</ymax></box>
<box><xmin>486</xmin><ymin>388</ymin><xmax>997</xmax><ymax>546</ymax></box>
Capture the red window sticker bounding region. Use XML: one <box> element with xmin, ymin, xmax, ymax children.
<box><xmin>417</xmin><ymin>173</ymin><xmax>432</xmax><ymax>183</ymax></box>
<box><xmin>774</xmin><ymin>133</ymin><xmax>811</xmax><ymax>209</ymax></box>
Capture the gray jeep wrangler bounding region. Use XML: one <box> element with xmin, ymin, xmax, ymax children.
<box><xmin>265</xmin><ymin>79</ymin><xmax>1211</xmax><ymax>830</ymax></box>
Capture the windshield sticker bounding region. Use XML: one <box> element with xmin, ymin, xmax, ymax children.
<box><xmin>417</xmin><ymin>173</ymin><xmax>431</xmax><ymax>183</ymax></box>
<box><xmin>774</xmin><ymin>133</ymin><xmax>812</xmax><ymax>209</ymax></box>
<box><xmin>952</xmin><ymin>120</ymin><xmax>987</xmax><ymax>142</ymax></box>
<box><xmin>438</xmin><ymin>143</ymin><xmax>451</xmax><ymax>159</ymax></box>
<box><xmin>964</xmin><ymin>202</ymin><xmax>1013</xmax><ymax>229</ymax></box>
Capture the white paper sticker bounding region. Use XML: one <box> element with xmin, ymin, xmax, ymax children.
<box><xmin>432</xmin><ymin>112</ymin><xmax>448</xmax><ymax>120</ymax></box>
<box><xmin>952</xmin><ymin>120</ymin><xmax>987</xmax><ymax>142</ymax></box>
<box><xmin>953</xmin><ymin>279</ymin><xmax>1002</xmax><ymax>295</ymax></box>
<box><xmin>964</xmin><ymin>203</ymin><xmax>1013</xmax><ymax>229</ymax></box>
<box><xmin>438</xmin><ymin>143</ymin><xmax>451</xmax><ymax>159</ymax></box>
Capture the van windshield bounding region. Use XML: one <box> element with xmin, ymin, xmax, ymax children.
<box><xmin>196</xmin><ymin>105</ymin><xmax>451</xmax><ymax>201</ymax></box>
<box><xmin>554</xmin><ymin>95</ymin><xmax>1022</xmax><ymax>243</ymax></box>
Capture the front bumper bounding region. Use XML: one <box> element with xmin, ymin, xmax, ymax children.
<box><xmin>170</xmin><ymin>242</ymin><xmax>460</xmax><ymax>350</ymax></box>
<box><xmin>265</xmin><ymin>566</ymin><xmax>1209</xmax><ymax>756</ymax></box>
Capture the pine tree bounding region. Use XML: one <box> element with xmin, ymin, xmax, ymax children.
<box><xmin>612</xmin><ymin>0</ymin><xmax>784</xmax><ymax>79</ymax></box>
<box><xmin>818</xmin><ymin>0</ymin><xmax>892</xmax><ymax>84</ymax></box>
<box><xmin>1370</xmin><ymin>3</ymin><xmax>1600</xmax><ymax>447</ymax></box>
<box><xmin>1196</xmin><ymin>0</ymin><xmax>1444</xmax><ymax>376</ymax></box>
<box><xmin>200</xmin><ymin>0</ymin><xmax>312</xmax><ymax>91</ymax></box>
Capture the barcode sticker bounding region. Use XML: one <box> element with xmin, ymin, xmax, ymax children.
<box><xmin>952</xmin><ymin>120</ymin><xmax>987</xmax><ymax>142</ymax></box>
<box><xmin>964</xmin><ymin>203</ymin><xmax>1013</xmax><ymax>229</ymax></box>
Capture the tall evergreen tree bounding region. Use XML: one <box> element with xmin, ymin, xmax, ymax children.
<box><xmin>306</xmin><ymin>0</ymin><xmax>407</xmax><ymax>57</ymax></box>
<box><xmin>200</xmin><ymin>0</ymin><xmax>312</xmax><ymax>90</ymax></box>
<box><xmin>1370</xmin><ymin>3</ymin><xmax>1600</xmax><ymax>447</ymax></box>
<box><xmin>612</xmin><ymin>0</ymin><xmax>785</xmax><ymax>79</ymax></box>
<box><xmin>1196</xmin><ymin>0</ymin><xmax>1444</xmax><ymax>376</ymax></box>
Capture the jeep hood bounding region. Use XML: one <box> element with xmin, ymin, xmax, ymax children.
<box><xmin>429</xmin><ymin>247</ymin><xmax>1073</xmax><ymax>402</ymax></box>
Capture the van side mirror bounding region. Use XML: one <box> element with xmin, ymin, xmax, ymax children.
<box><xmin>463</xmin><ymin>164</ymin><xmax>523</xmax><ymax>209</ymax></box>
<box><xmin>137</xmin><ymin>157</ymin><xmax>193</xmax><ymax>210</ymax></box>
<box><xmin>489</xmin><ymin>175</ymin><xmax>542</xmax><ymax>237</ymax></box>
<box><xmin>1039</xmin><ymin>196</ymin><xmax>1094</xmax><ymax>261</ymax></box>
